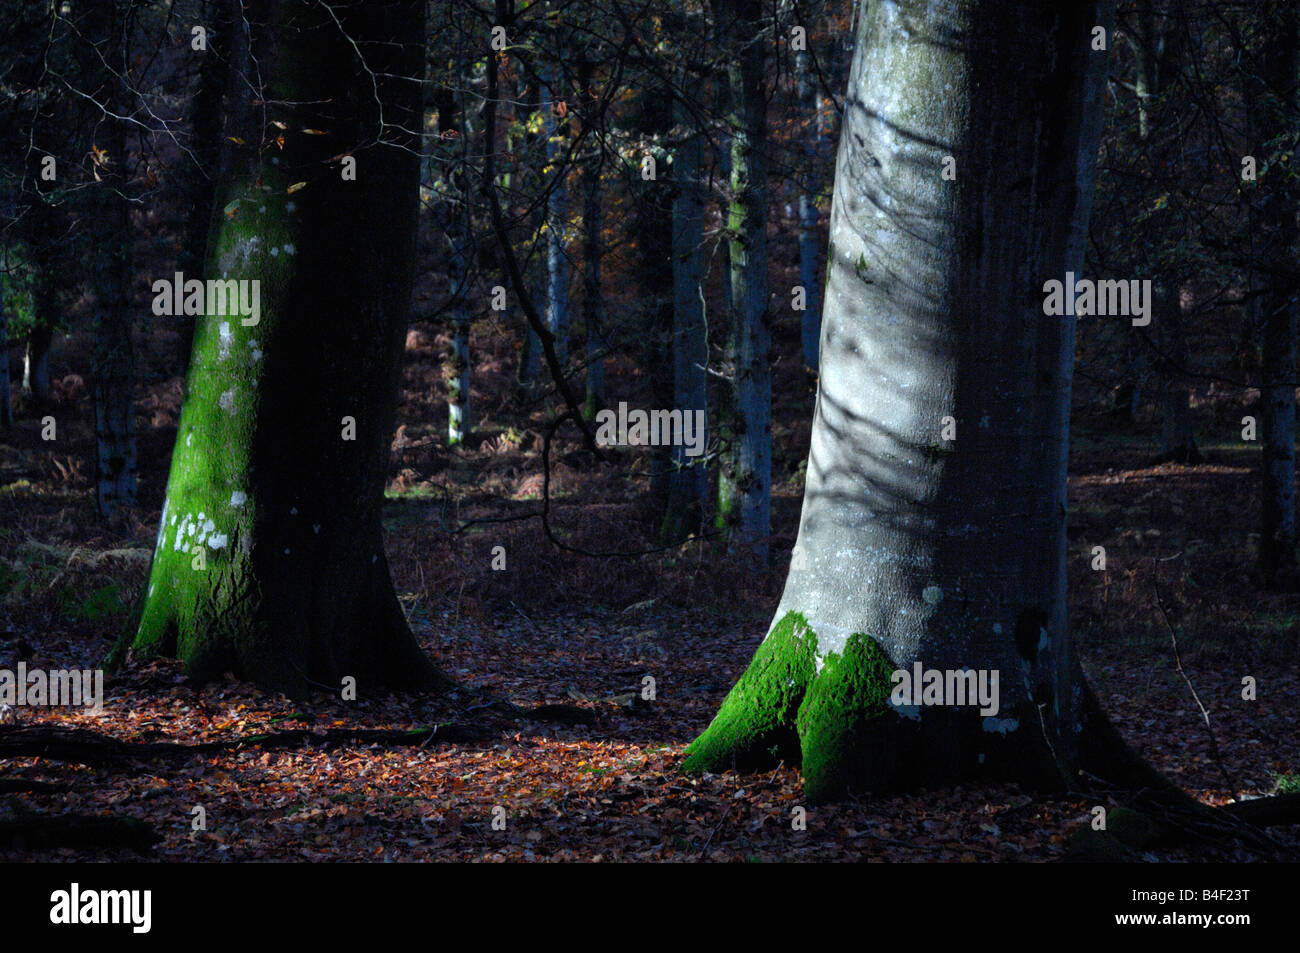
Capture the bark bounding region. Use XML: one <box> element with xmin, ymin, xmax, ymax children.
<box><xmin>714</xmin><ymin>0</ymin><xmax>771</xmax><ymax>562</ymax></box>
<box><xmin>542</xmin><ymin>65</ymin><xmax>570</xmax><ymax>368</ymax></box>
<box><xmin>177</xmin><ymin>0</ymin><xmax>231</xmax><ymax>363</ymax></box>
<box><xmin>122</xmin><ymin>0</ymin><xmax>450</xmax><ymax>698</ymax></box>
<box><xmin>687</xmin><ymin>0</ymin><xmax>1114</xmax><ymax>800</ymax></box>
<box><xmin>515</xmin><ymin>75</ymin><xmax>543</xmax><ymax>393</ymax></box>
<box><xmin>1252</xmin><ymin>1</ymin><xmax>1299</xmax><ymax>588</ymax></box>
<box><xmin>795</xmin><ymin>47</ymin><xmax>824</xmax><ymax>375</ymax></box>
<box><xmin>22</xmin><ymin>321</ymin><xmax>51</xmax><ymax>405</ymax></box>
<box><xmin>89</xmin><ymin>3</ymin><xmax>138</xmax><ymax>516</ymax></box>
<box><xmin>579</xmin><ymin>53</ymin><xmax>605</xmax><ymax>419</ymax></box>
<box><xmin>0</xmin><ymin>280</ymin><xmax>11</xmax><ymax>430</ymax></box>
<box><xmin>661</xmin><ymin>72</ymin><xmax>709</xmax><ymax>545</ymax></box>
<box><xmin>445</xmin><ymin>58</ymin><xmax>472</xmax><ymax>447</ymax></box>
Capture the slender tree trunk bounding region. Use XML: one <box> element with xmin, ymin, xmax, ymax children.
<box><xmin>23</xmin><ymin>319</ymin><xmax>52</xmax><ymax>405</ymax></box>
<box><xmin>687</xmin><ymin>0</ymin><xmax>1114</xmax><ymax>800</ymax></box>
<box><xmin>122</xmin><ymin>0</ymin><xmax>449</xmax><ymax>698</ymax></box>
<box><xmin>542</xmin><ymin>64</ymin><xmax>570</xmax><ymax>368</ymax></box>
<box><xmin>661</xmin><ymin>72</ymin><xmax>709</xmax><ymax>545</ymax></box>
<box><xmin>579</xmin><ymin>54</ymin><xmax>605</xmax><ymax>420</ymax></box>
<box><xmin>714</xmin><ymin>0</ymin><xmax>771</xmax><ymax>562</ymax></box>
<box><xmin>0</xmin><ymin>280</ymin><xmax>10</xmax><ymax>430</ymax></box>
<box><xmin>446</xmin><ymin>59</ymin><xmax>472</xmax><ymax>447</ymax></box>
<box><xmin>1155</xmin><ymin>281</ymin><xmax>1200</xmax><ymax>463</ymax></box>
<box><xmin>515</xmin><ymin>75</ymin><xmax>543</xmax><ymax>393</ymax></box>
<box><xmin>795</xmin><ymin>47</ymin><xmax>824</xmax><ymax>375</ymax></box>
<box><xmin>88</xmin><ymin>1</ymin><xmax>138</xmax><ymax>516</ymax></box>
<box><xmin>1253</xmin><ymin>0</ymin><xmax>1299</xmax><ymax>588</ymax></box>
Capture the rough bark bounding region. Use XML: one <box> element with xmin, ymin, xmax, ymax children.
<box><xmin>122</xmin><ymin>0</ymin><xmax>450</xmax><ymax>698</ymax></box>
<box><xmin>687</xmin><ymin>0</ymin><xmax>1114</xmax><ymax>800</ymax></box>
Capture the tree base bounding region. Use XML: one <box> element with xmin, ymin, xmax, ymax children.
<box><xmin>683</xmin><ymin>612</ymin><xmax>1063</xmax><ymax>802</ymax></box>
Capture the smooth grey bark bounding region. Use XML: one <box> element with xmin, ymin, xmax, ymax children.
<box><xmin>512</xmin><ymin>73</ymin><xmax>543</xmax><ymax>393</ymax></box>
<box><xmin>542</xmin><ymin>64</ymin><xmax>570</xmax><ymax>368</ymax></box>
<box><xmin>795</xmin><ymin>47</ymin><xmax>825</xmax><ymax>374</ymax></box>
<box><xmin>690</xmin><ymin>0</ymin><xmax>1114</xmax><ymax>797</ymax></box>
<box><xmin>661</xmin><ymin>76</ymin><xmax>709</xmax><ymax>545</ymax></box>
<box><xmin>715</xmin><ymin>0</ymin><xmax>771</xmax><ymax>562</ymax></box>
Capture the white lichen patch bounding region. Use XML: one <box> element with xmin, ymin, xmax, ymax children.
<box><xmin>230</xmin><ymin>491</ymin><xmax>247</xmax><ymax>507</ymax></box>
<box><xmin>218</xmin><ymin>321</ymin><xmax>233</xmax><ymax>361</ymax></box>
<box><xmin>219</xmin><ymin>389</ymin><xmax>236</xmax><ymax>412</ymax></box>
<box><xmin>208</xmin><ymin>533</ymin><xmax>228</xmax><ymax>550</ymax></box>
<box><xmin>922</xmin><ymin>584</ymin><xmax>944</xmax><ymax>605</ymax></box>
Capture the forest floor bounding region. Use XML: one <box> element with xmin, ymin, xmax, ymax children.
<box><xmin>1</xmin><ymin>314</ymin><xmax>1298</xmax><ymax>862</ymax></box>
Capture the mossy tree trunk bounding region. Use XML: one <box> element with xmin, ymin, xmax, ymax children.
<box><xmin>123</xmin><ymin>0</ymin><xmax>450</xmax><ymax>698</ymax></box>
<box><xmin>687</xmin><ymin>0</ymin><xmax>1114</xmax><ymax>801</ymax></box>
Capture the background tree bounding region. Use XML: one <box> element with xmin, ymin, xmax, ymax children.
<box><xmin>121</xmin><ymin>0</ymin><xmax>449</xmax><ymax>697</ymax></box>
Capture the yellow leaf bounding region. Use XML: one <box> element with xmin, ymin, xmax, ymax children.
<box><xmin>286</xmin><ymin>181</ymin><xmax>307</xmax><ymax>194</ymax></box>
<box><xmin>301</xmin><ymin>128</ymin><xmax>326</xmax><ymax>135</ymax></box>
<box><xmin>226</xmin><ymin>136</ymin><xmax>246</xmax><ymax>145</ymax></box>
<box><xmin>269</xmin><ymin>120</ymin><xmax>287</xmax><ymax>129</ymax></box>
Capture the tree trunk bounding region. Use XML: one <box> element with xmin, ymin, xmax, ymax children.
<box><xmin>123</xmin><ymin>0</ymin><xmax>450</xmax><ymax>698</ymax></box>
<box><xmin>542</xmin><ymin>65</ymin><xmax>570</xmax><ymax>368</ymax></box>
<box><xmin>22</xmin><ymin>321</ymin><xmax>51</xmax><ymax>406</ymax></box>
<box><xmin>661</xmin><ymin>71</ymin><xmax>709</xmax><ymax>546</ymax></box>
<box><xmin>89</xmin><ymin>2</ymin><xmax>138</xmax><ymax>516</ymax></box>
<box><xmin>714</xmin><ymin>0</ymin><xmax>771</xmax><ymax>562</ymax></box>
<box><xmin>176</xmin><ymin>0</ymin><xmax>231</xmax><ymax>364</ymax></box>
<box><xmin>445</xmin><ymin>59</ymin><xmax>472</xmax><ymax>448</ymax></box>
<box><xmin>0</xmin><ymin>279</ymin><xmax>11</xmax><ymax>430</ymax></box>
<box><xmin>1253</xmin><ymin>0</ymin><xmax>1300</xmax><ymax>588</ymax></box>
<box><xmin>795</xmin><ymin>47</ymin><xmax>824</xmax><ymax>375</ymax></box>
<box><xmin>687</xmin><ymin>0</ymin><xmax>1113</xmax><ymax>801</ymax></box>
<box><xmin>580</xmin><ymin>53</ymin><xmax>605</xmax><ymax>420</ymax></box>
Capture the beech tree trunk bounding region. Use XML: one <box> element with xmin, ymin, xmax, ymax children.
<box><xmin>542</xmin><ymin>65</ymin><xmax>570</xmax><ymax>368</ymax></box>
<box><xmin>795</xmin><ymin>47</ymin><xmax>824</xmax><ymax>375</ymax></box>
<box><xmin>661</xmin><ymin>72</ymin><xmax>708</xmax><ymax>545</ymax></box>
<box><xmin>714</xmin><ymin>0</ymin><xmax>771</xmax><ymax>561</ymax></box>
<box><xmin>123</xmin><ymin>0</ymin><xmax>449</xmax><ymax>698</ymax></box>
<box><xmin>687</xmin><ymin>0</ymin><xmax>1113</xmax><ymax>800</ymax></box>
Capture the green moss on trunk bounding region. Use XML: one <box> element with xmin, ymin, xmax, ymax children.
<box><xmin>682</xmin><ymin>612</ymin><xmax>816</xmax><ymax>772</ymax></box>
<box><xmin>796</xmin><ymin>632</ymin><xmax>897</xmax><ymax>801</ymax></box>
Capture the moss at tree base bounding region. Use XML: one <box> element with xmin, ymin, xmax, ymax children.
<box><xmin>685</xmin><ymin>611</ymin><xmax>1066</xmax><ymax>802</ymax></box>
